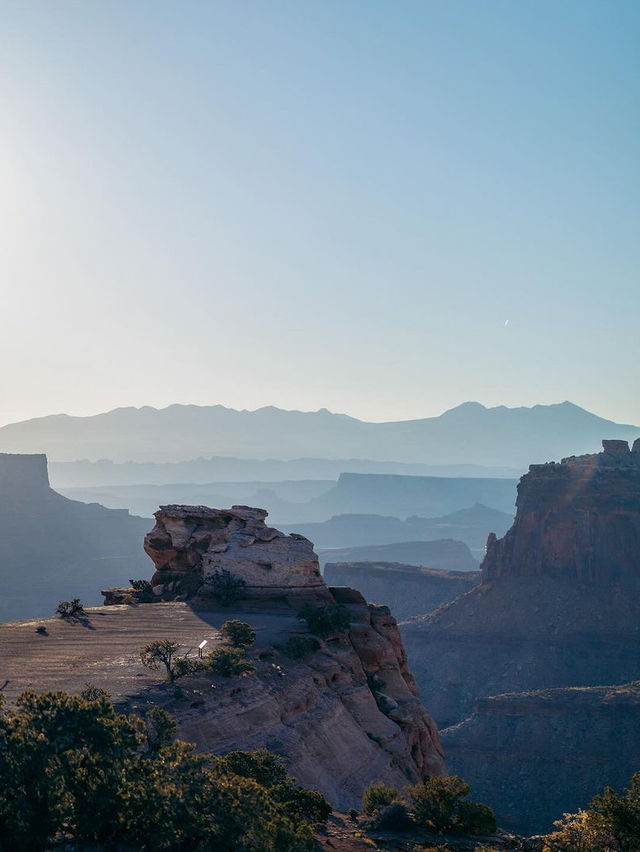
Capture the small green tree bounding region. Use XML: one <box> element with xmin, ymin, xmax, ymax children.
<box><xmin>409</xmin><ymin>776</ymin><xmax>496</xmax><ymax>835</ymax></box>
<box><xmin>205</xmin><ymin>646</ymin><xmax>255</xmax><ymax>677</ymax></box>
<box><xmin>297</xmin><ymin>602</ymin><xmax>350</xmax><ymax>638</ymax></box>
<box><xmin>56</xmin><ymin>597</ymin><xmax>86</xmax><ymax>619</ymax></box>
<box><xmin>204</xmin><ymin>569</ymin><xmax>247</xmax><ymax>605</ymax></box>
<box><xmin>220</xmin><ymin>619</ymin><xmax>256</xmax><ymax>648</ymax></box>
<box><xmin>140</xmin><ymin>640</ymin><xmax>181</xmax><ymax>682</ymax></box>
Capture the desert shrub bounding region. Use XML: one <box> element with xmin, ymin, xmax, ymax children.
<box><xmin>205</xmin><ymin>646</ymin><xmax>255</xmax><ymax>677</ymax></box>
<box><xmin>363</xmin><ymin>781</ymin><xmax>401</xmax><ymax>815</ymax></box>
<box><xmin>220</xmin><ymin>619</ymin><xmax>256</xmax><ymax>648</ymax></box>
<box><xmin>215</xmin><ymin>749</ymin><xmax>331</xmax><ymax>826</ymax></box>
<box><xmin>204</xmin><ymin>569</ymin><xmax>247</xmax><ymax>605</ymax></box>
<box><xmin>0</xmin><ymin>690</ymin><xmax>317</xmax><ymax>850</ymax></box>
<box><xmin>279</xmin><ymin>635</ymin><xmax>321</xmax><ymax>660</ymax></box>
<box><xmin>409</xmin><ymin>775</ymin><xmax>495</xmax><ymax>835</ymax></box>
<box><xmin>371</xmin><ymin>800</ymin><xmax>412</xmax><ymax>831</ymax></box>
<box><xmin>456</xmin><ymin>800</ymin><xmax>497</xmax><ymax>835</ymax></box>
<box><xmin>55</xmin><ymin>597</ymin><xmax>86</xmax><ymax>619</ymax></box>
<box><xmin>297</xmin><ymin>602</ymin><xmax>351</xmax><ymax>638</ymax></box>
<box><xmin>544</xmin><ymin>770</ymin><xmax>640</xmax><ymax>852</ymax></box>
<box><xmin>129</xmin><ymin>579</ymin><xmax>154</xmax><ymax>602</ymax></box>
<box><xmin>140</xmin><ymin>640</ymin><xmax>181</xmax><ymax>682</ymax></box>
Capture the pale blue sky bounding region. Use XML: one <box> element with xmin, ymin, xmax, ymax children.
<box><xmin>1</xmin><ymin>1</ymin><xmax>638</xmax><ymax>426</ymax></box>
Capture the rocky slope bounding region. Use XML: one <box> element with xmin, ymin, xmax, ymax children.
<box><xmin>400</xmin><ymin>440</ymin><xmax>640</xmax><ymax>832</ymax></box>
<box><xmin>0</xmin><ymin>453</ymin><xmax>149</xmax><ymax>622</ymax></box>
<box><xmin>442</xmin><ymin>683</ymin><xmax>640</xmax><ymax>835</ymax></box>
<box><xmin>323</xmin><ymin>562</ymin><xmax>480</xmax><ymax>620</ymax></box>
<box><xmin>2</xmin><ymin>504</ymin><xmax>444</xmax><ymax>810</ymax></box>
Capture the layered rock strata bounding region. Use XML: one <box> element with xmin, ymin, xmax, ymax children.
<box><xmin>442</xmin><ymin>683</ymin><xmax>640</xmax><ymax>834</ymax></box>
<box><xmin>141</xmin><ymin>504</ymin><xmax>327</xmax><ymax>604</ymax></box>
<box><xmin>98</xmin><ymin>503</ymin><xmax>445</xmax><ymax>805</ymax></box>
<box><xmin>400</xmin><ymin>440</ymin><xmax>640</xmax><ymax>831</ymax></box>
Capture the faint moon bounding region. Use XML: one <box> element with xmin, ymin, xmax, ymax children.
<box><xmin>504</xmin><ymin>319</ymin><xmax>509</xmax><ymax>327</ymax></box>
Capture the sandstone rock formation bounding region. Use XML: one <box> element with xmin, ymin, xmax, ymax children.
<box><xmin>483</xmin><ymin>439</ymin><xmax>640</xmax><ymax>581</ymax></box>
<box><xmin>139</xmin><ymin>504</ymin><xmax>327</xmax><ymax>604</ymax></box>
<box><xmin>95</xmin><ymin>504</ymin><xmax>445</xmax><ymax>805</ymax></box>
<box><xmin>400</xmin><ymin>440</ymin><xmax>640</xmax><ymax>832</ymax></box>
<box><xmin>323</xmin><ymin>562</ymin><xmax>480</xmax><ymax>620</ymax></box>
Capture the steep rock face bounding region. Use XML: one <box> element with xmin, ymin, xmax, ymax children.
<box><xmin>399</xmin><ymin>441</ymin><xmax>640</xmax><ymax>832</ymax></box>
<box><xmin>0</xmin><ymin>453</ymin><xmax>149</xmax><ymax>622</ymax></box>
<box><xmin>324</xmin><ymin>562</ymin><xmax>480</xmax><ymax>620</ymax></box>
<box><xmin>98</xmin><ymin>504</ymin><xmax>445</xmax><ymax>804</ymax></box>
<box><xmin>442</xmin><ymin>683</ymin><xmax>640</xmax><ymax>835</ymax></box>
<box><xmin>484</xmin><ymin>440</ymin><xmax>640</xmax><ymax>581</ymax></box>
<box><xmin>142</xmin><ymin>504</ymin><xmax>326</xmax><ymax>602</ymax></box>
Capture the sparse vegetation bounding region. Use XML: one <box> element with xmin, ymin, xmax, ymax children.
<box><xmin>297</xmin><ymin>602</ymin><xmax>351</xmax><ymax>637</ymax></box>
<box><xmin>279</xmin><ymin>635</ymin><xmax>321</xmax><ymax>660</ymax></box>
<box><xmin>79</xmin><ymin>682</ymin><xmax>110</xmax><ymax>701</ymax></box>
<box><xmin>220</xmin><ymin>619</ymin><xmax>256</xmax><ymax>648</ymax></box>
<box><xmin>0</xmin><ymin>690</ymin><xmax>319</xmax><ymax>850</ymax></box>
<box><xmin>204</xmin><ymin>569</ymin><xmax>247</xmax><ymax>605</ymax></box>
<box><xmin>55</xmin><ymin>597</ymin><xmax>86</xmax><ymax>619</ymax></box>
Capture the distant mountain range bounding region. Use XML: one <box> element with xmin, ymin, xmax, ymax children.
<box><xmin>1</xmin><ymin>401</ymin><xmax>638</xmax><ymax>466</ymax></box>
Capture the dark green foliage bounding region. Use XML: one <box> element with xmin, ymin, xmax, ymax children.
<box><xmin>0</xmin><ymin>690</ymin><xmax>318</xmax><ymax>851</ymax></box>
<box><xmin>363</xmin><ymin>781</ymin><xmax>400</xmax><ymax>815</ymax></box>
<box><xmin>204</xmin><ymin>569</ymin><xmax>247</xmax><ymax>605</ymax></box>
<box><xmin>279</xmin><ymin>635</ymin><xmax>321</xmax><ymax>660</ymax></box>
<box><xmin>140</xmin><ymin>640</ymin><xmax>181</xmax><ymax>681</ymax></box>
<box><xmin>297</xmin><ymin>602</ymin><xmax>351</xmax><ymax>638</ymax></box>
<box><xmin>215</xmin><ymin>750</ymin><xmax>331</xmax><ymax>826</ymax></box>
<box><xmin>55</xmin><ymin>597</ymin><xmax>86</xmax><ymax>618</ymax></box>
<box><xmin>205</xmin><ymin>646</ymin><xmax>255</xmax><ymax>677</ymax></box>
<box><xmin>220</xmin><ymin>619</ymin><xmax>256</xmax><ymax>648</ymax></box>
<box><xmin>129</xmin><ymin>578</ymin><xmax>154</xmax><ymax>601</ymax></box>
<box><xmin>409</xmin><ymin>776</ymin><xmax>496</xmax><ymax>835</ymax></box>
<box><xmin>371</xmin><ymin>801</ymin><xmax>412</xmax><ymax>831</ymax></box>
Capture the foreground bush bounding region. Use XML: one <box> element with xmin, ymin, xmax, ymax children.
<box><xmin>0</xmin><ymin>690</ymin><xmax>321</xmax><ymax>851</ymax></box>
<box><xmin>544</xmin><ymin>770</ymin><xmax>640</xmax><ymax>852</ymax></box>
<box><xmin>409</xmin><ymin>776</ymin><xmax>496</xmax><ymax>835</ymax></box>
<box><xmin>297</xmin><ymin>602</ymin><xmax>351</xmax><ymax>637</ymax></box>
<box><xmin>129</xmin><ymin>578</ymin><xmax>154</xmax><ymax>602</ymax></box>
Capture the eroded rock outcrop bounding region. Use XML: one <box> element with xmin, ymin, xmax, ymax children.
<box><xmin>142</xmin><ymin>504</ymin><xmax>326</xmax><ymax>603</ymax></box>
<box><xmin>99</xmin><ymin>504</ymin><xmax>445</xmax><ymax>806</ymax></box>
<box><xmin>400</xmin><ymin>440</ymin><xmax>640</xmax><ymax>832</ymax></box>
<box><xmin>484</xmin><ymin>440</ymin><xmax>640</xmax><ymax>581</ymax></box>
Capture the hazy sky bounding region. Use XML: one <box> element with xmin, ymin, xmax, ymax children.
<box><xmin>1</xmin><ymin>1</ymin><xmax>639</xmax><ymax>426</ymax></box>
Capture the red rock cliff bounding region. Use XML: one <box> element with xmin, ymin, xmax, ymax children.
<box><xmin>483</xmin><ymin>439</ymin><xmax>640</xmax><ymax>582</ymax></box>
